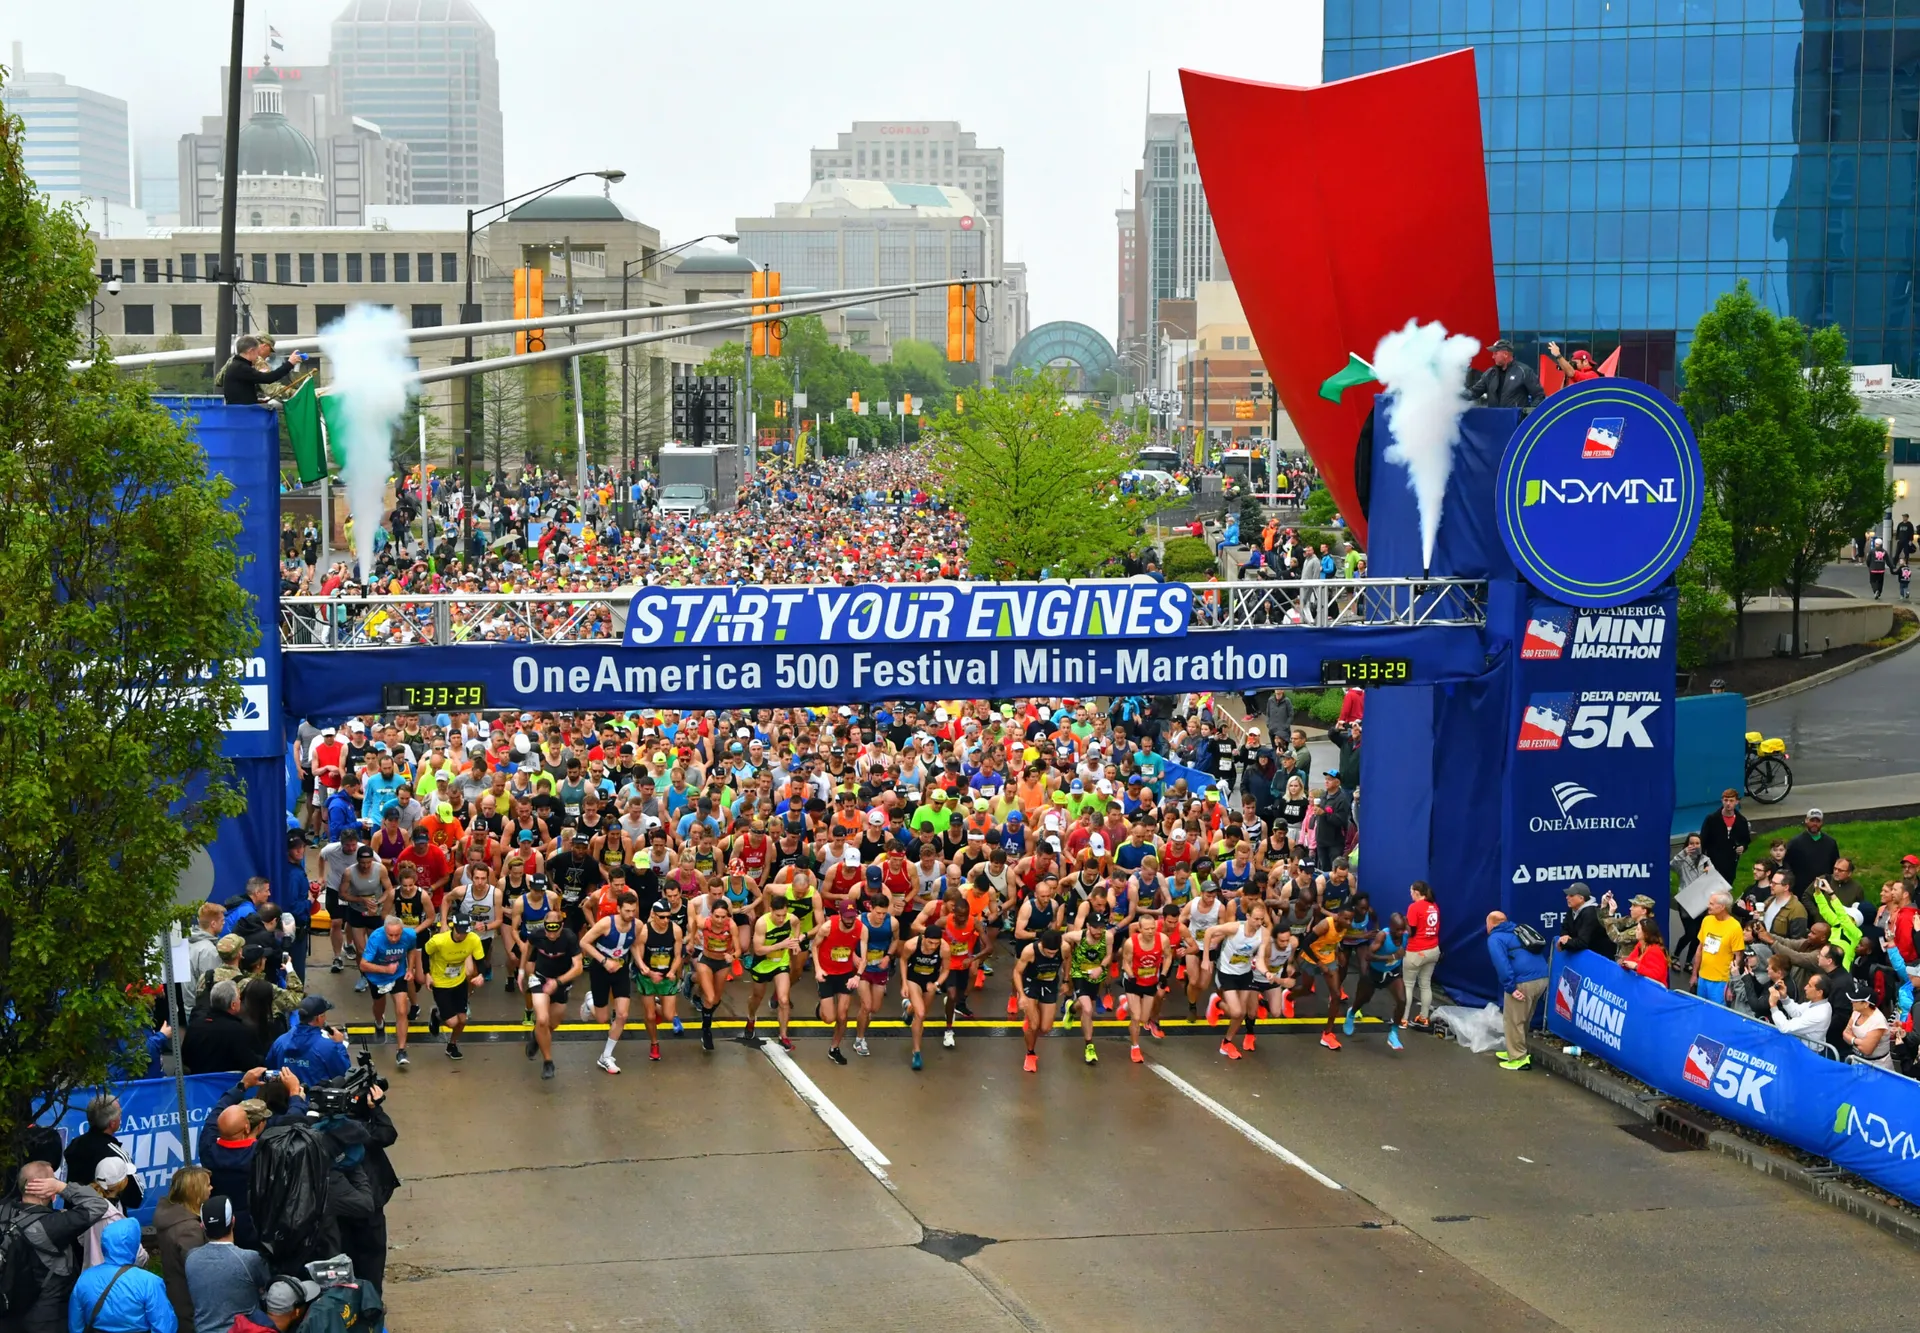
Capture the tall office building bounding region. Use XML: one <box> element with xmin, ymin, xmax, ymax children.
<box><xmin>2</xmin><ymin>44</ymin><xmax>130</xmax><ymax>204</ymax></box>
<box><xmin>811</xmin><ymin>121</ymin><xmax>1013</xmax><ymax>365</ymax></box>
<box><xmin>1326</xmin><ymin>3</ymin><xmax>1920</xmax><ymax>387</ymax></box>
<box><xmin>1117</xmin><ymin>206</ymin><xmax>1139</xmax><ymax>353</ymax></box>
<box><xmin>1138</xmin><ymin>113</ymin><xmax>1214</xmax><ymax>386</ymax></box>
<box><xmin>329</xmin><ymin>0</ymin><xmax>503</xmax><ymax>206</ymax></box>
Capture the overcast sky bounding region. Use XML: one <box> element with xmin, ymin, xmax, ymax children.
<box><xmin>8</xmin><ymin>1</ymin><xmax>1321</xmax><ymax>343</ymax></box>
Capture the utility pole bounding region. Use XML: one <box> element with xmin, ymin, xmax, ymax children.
<box><xmin>211</xmin><ymin>0</ymin><xmax>246</xmax><ymax>382</ymax></box>
<box><xmin>563</xmin><ymin>235</ymin><xmax>588</xmax><ymax>503</ymax></box>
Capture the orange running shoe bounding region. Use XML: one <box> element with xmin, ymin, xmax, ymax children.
<box><xmin>1022</xmin><ymin>1053</ymin><xmax>1038</xmax><ymax>1073</ymax></box>
<box><xmin>1320</xmin><ymin>1032</ymin><xmax>1341</xmax><ymax>1051</ymax></box>
<box><xmin>1148</xmin><ymin>1023</ymin><xmax>1165</xmax><ymax>1040</ymax></box>
<box><xmin>1007</xmin><ymin>994</ymin><xmax>1019</xmax><ymax>1016</ymax></box>
<box><xmin>1256</xmin><ymin>1004</ymin><xmax>1268</xmax><ymax>1019</ymax></box>
<box><xmin>1129</xmin><ymin>1045</ymin><xmax>1145</xmax><ymax>1063</ymax></box>
<box><xmin>730</xmin><ymin>959</ymin><xmax>743</xmax><ymax>978</ymax></box>
<box><xmin>1281</xmin><ymin>990</ymin><xmax>1296</xmax><ymax>1019</ymax></box>
<box><xmin>972</xmin><ymin>970</ymin><xmax>985</xmax><ymax>990</ymax></box>
<box><xmin>649</xmin><ymin>1043</ymin><xmax>662</xmax><ymax>1061</ymax></box>
<box><xmin>1241</xmin><ymin>1033</ymin><xmax>1256</xmax><ymax>1052</ymax></box>
<box><xmin>1206</xmin><ymin>995</ymin><xmax>1222</xmax><ymax>1024</ymax></box>
<box><xmin>1218</xmin><ymin>1041</ymin><xmax>1242</xmax><ymax>1061</ymax></box>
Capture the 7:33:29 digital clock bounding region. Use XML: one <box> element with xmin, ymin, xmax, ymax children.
<box><xmin>1318</xmin><ymin>657</ymin><xmax>1412</xmax><ymax>688</ymax></box>
<box><xmin>380</xmin><ymin>682</ymin><xmax>487</xmax><ymax>711</ymax></box>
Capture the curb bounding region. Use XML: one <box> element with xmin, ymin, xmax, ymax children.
<box><xmin>1744</xmin><ymin>622</ymin><xmax>1920</xmax><ymax>708</ymax></box>
<box><xmin>1530</xmin><ymin>1041</ymin><xmax>1920</xmax><ymax>1250</ymax></box>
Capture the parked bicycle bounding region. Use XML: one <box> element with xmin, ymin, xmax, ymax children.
<box><xmin>1744</xmin><ymin>731</ymin><xmax>1793</xmax><ymax>804</ymax></box>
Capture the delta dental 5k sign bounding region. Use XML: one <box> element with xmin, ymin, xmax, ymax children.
<box><xmin>1495</xmin><ymin>379</ymin><xmax>1698</xmax><ymax>936</ymax></box>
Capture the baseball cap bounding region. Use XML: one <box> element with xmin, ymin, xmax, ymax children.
<box><xmin>1204</xmin><ymin>787</ymin><xmax>1221</xmax><ymax>800</ymax></box>
<box><xmin>285</xmin><ymin>828</ymin><xmax>308</xmax><ymax>847</ymax></box>
<box><xmin>572</xmin><ymin>830</ymin><xmax>591</xmax><ymax>844</ymax></box>
<box><xmin>93</xmin><ymin>1157</ymin><xmax>132</xmax><ymax>1188</ymax></box>
<box><xmin>865</xmin><ymin>864</ymin><xmax>884</xmax><ymax>884</ymax></box>
<box><xmin>200</xmin><ymin>1195</ymin><xmax>234</xmax><ymax>1236</ymax></box>
<box><xmin>1903</xmin><ymin>855</ymin><xmax>1920</xmax><ymax>868</ymax></box>
<box><xmin>1170</xmin><ymin>827</ymin><xmax>1187</xmax><ymax>841</ymax></box>
<box><xmin>297</xmin><ymin>995</ymin><xmax>334</xmax><ymax>1019</ymax></box>
<box><xmin>1806</xmin><ymin>807</ymin><xmax>1824</xmax><ymax>820</ymax></box>
<box><xmin>1006</xmin><ymin>811</ymin><xmax>1023</xmax><ymax>823</ymax></box>
<box><xmin>410</xmin><ymin>827</ymin><xmax>429</xmax><ymax>843</ymax></box>
<box><xmin>1564</xmin><ymin>881</ymin><xmax>1592</xmax><ymax>900</ymax></box>
<box><xmin>451</xmin><ymin>912</ymin><xmax>473</xmax><ymax>931</ymax></box>
<box><xmin>867</xmin><ymin>809</ymin><xmax>885</xmax><ymax>825</ymax></box>
<box><xmin>263</xmin><ymin>1279</ymin><xmax>322</xmax><ymax>1315</ymax></box>
<box><xmin>1629</xmin><ymin>894</ymin><xmax>1657</xmax><ymax>909</ymax></box>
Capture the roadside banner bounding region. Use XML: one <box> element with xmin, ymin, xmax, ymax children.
<box><xmin>1548</xmin><ymin>951</ymin><xmax>1920</xmax><ymax>1206</ymax></box>
<box><xmin>39</xmin><ymin>1073</ymin><xmax>234</xmax><ymax>1226</ymax></box>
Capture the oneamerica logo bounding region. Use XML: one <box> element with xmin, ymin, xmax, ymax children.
<box><xmin>1529</xmin><ymin>781</ymin><xmax>1642</xmax><ymax>833</ymax></box>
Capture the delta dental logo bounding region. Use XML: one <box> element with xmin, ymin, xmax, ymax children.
<box><xmin>1583</xmin><ymin>416</ymin><xmax>1624</xmax><ymax>459</ymax></box>
<box><xmin>1521</xmin><ymin>603</ymin><xmax>1668</xmax><ymax>661</ymax></box>
<box><xmin>1682</xmin><ymin>1034</ymin><xmax>1775</xmax><ymax>1111</ymax></box>
<box><xmin>1516</xmin><ymin>693</ymin><xmax>1573</xmax><ymax>750</ymax></box>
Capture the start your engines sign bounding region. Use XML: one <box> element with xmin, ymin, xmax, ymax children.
<box><xmin>1495</xmin><ymin>379</ymin><xmax>1703</xmax><ymax>608</ymax></box>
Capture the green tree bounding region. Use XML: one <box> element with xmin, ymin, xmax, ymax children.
<box><xmin>1783</xmin><ymin>324</ymin><xmax>1891</xmax><ymax>653</ymax></box>
<box><xmin>932</xmin><ymin>372</ymin><xmax>1154</xmax><ymax>578</ymax></box>
<box><xmin>1675</xmin><ymin>499</ymin><xmax>1736</xmax><ymax>671</ymax></box>
<box><xmin>1679</xmin><ymin>281</ymin><xmax>1803</xmax><ymax>657</ymax></box>
<box><xmin>0</xmin><ymin>85</ymin><xmax>252</xmax><ymax>1155</ymax></box>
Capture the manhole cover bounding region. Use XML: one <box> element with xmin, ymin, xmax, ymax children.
<box><xmin>916</xmin><ymin>1228</ymin><xmax>995</xmax><ymax>1263</ymax></box>
<box><xmin>1620</xmin><ymin>1122</ymin><xmax>1702</xmax><ymax>1153</ymax></box>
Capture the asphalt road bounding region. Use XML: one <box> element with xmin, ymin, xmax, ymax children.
<box><xmin>312</xmin><ymin>961</ymin><xmax>1920</xmax><ymax>1333</ymax></box>
<box><xmin>1748</xmin><ymin>621</ymin><xmax>1920</xmax><ymax>786</ymax></box>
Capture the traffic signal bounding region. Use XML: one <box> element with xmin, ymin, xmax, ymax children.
<box><xmin>849</xmin><ymin>391</ymin><xmax>861</xmax><ymax>415</ymax></box>
<box><xmin>513</xmin><ymin>267</ymin><xmax>545</xmax><ymax>354</ymax></box>
<box><xmin>751</xmin><ymin>269</ymin><xmax>783</xmax><ymax>357</ymax></box>
<box><xmin>963</xmin><ymin>284</ymin><xmax>977</xmax><ymax>362</ymax></box>
<box><xmin>767</xmin><ymin>270</ymin><xmax>782</xmax><ymax>357</ymax></box>
<box><xmin>1234</xmin><ymin>398</ymin><xmax>1255</xmax><ymax>420</ymax></box>
<box><xmin>946</xmin><ymin>284</ymin><xmax>965</xmax><ymax>362</ymax></box>
<box><xmin>902</xmin><ymin>393</ymin><xmax>915</xmax><ymax>416</ymax></box>
<box><xmin>954</xmin><ymin>394</ymin><xmax>964</xmax><ymax>414</ymax></box>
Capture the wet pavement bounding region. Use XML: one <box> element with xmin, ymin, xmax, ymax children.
<box><xmin>1748</xmin><ymin>632</ymin><xmax>1920</xmax><ymax>786</ymax></box>
<box><xmin>303</xmin><ymin>957</ymin><xmax>1920</xmax><ymax>1333</ymax></box>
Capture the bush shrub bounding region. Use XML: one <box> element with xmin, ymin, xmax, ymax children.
<box><xmin>1162</xmin><ymin>536</ymin><xmax>1217</xmax><ymax>582</ymax></box>
<box><xmin>1301</xmin><ymin>488</ymin><xmax>1339</xmax><ymax>525</ymax></box>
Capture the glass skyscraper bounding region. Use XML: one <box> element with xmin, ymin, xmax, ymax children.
<box><xmin>1324</xmin><ymin>1</ymin><xmax>1919</xmax><ymax>390</ymax></box>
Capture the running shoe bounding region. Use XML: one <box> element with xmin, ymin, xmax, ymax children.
<box><xmin>778</xmin><ymin>1035</ymin><xmax>794</xmax><ymax>1051</ymax></box>
<box><xmin>427</xmin><ymin>1008</ymin><xmax>441</xmax><ymax>1036</ymax></box>
<box><xmin>701</xmin><ymin>1031</ymin><xmax>715</xmax><ymax>1052</ymax></box>
<box><xmin>941</xmin><ymin>1029</ymin><xmax>956</xmax><ymax>1049</ymax></box>
<box><xmin>1007</xmin><ymin>994</ymin><xmax>1019</xmax><ymax>1016</ymax></box>
<box><xmin>1493</xmin><ymin>1049</ymin><xmax>1511</xmax><ymax>1060</ymax></box>
<box><xmin>671</xmin><ymin>1016</ymin><xmax>684</xmax><ymax>1037</ymax></box>
<box><xmin>1387</xmin><ymin>1027</ymin><xmax>1404</xmax><ymax>1052</ymax></box>
<box><xmin>1410</xmin><ymin>1015</ymin><xmax>1431</xmax><ymax>1029</ymax></box>
<box><xmin>1281</xmin><ymin>991</ymin><xmax>1295</xmax><ymax>1019</ymax></box>
<box><xmin>954</xmin><ymin>1001</ymin><xmax>975</xmax><ymax>1018</ymax></box>
<box><xmin>395</xmin><ymin>1050</ymin><xmax>409</xmax><ymax>1068</ymax></box>
<box><xmin>1130</xmin><ymin>1045</ymin><xmax>1145</xmax><ymax>1064</ymax></box>
<box><xmin>911</xmin><ymin>1051</ymin><xmax>924</xmax><ymax>1071</ymax></box>
<box><xmin>972</xmin><ymin>971</ymin><xmax>985</xmax><ymax>990</ymax></box>
<box><xmin>731</xmin><ymin>959</ymin><xmax>743</xmax><ymax>978</ymax></box>
<box><xmin>525</xmin><ymin>1034</ymin><xmax>537</xmax><ymax>1060</ymax></box>
<box><xmin>901</xmin><ymin>997</ymin><xmax>912</xmax><ymax>1019</ymax></box>
<box><xmin>596</xmin><ymin>1054</ymin><xmax>621</xmax><ymax>1075</ymax></box>
<box><xmin>828</xmin><ymin>1047</ymin><xmax>848</xmax><ymax>1066</ymax></box>
<box><xmin>1206</xmin><ymin>995</ymin><xmax>1222</xmax><ymax>1024</ymax></box>
<box><xmin>980</xmin><ymin>962</ymin><xmax>993</xmax><ymax>975</ymax></box>
<box><xmin>1256</xmin><ymin>1004</ymin><xmax>1268</xmax><ymax>1019</ymax></box>
<box><xmin>1241</xmin><ymin>1034</ymin><xmax>1256</xmax><ymax>1052</ymax></box>
<box><xmin>650</xmin><ymin>1043</ymin><xmax>662</xmax><ymax>1061</ymax></box>
<box><xmin>353</xmin><ymin>978</ymin><xmax>368</xmax><ymax>994</ymax></box>
<box><xmin>330</xmin><ymin>957</ymin><xmax>345</xmax><ymax>974</ymax></box>
<box><xmin>1099</xmin><ymin>995</ymin><xmax>1111</xmax><ymax>1013</ymax></box>
<box><xmin>1218</xmin><ymin>1041</ymin><xmax>1242</xmax><ymax>1061</ymax></box>
<box><xmin>578</xmin><ymin>998</ymin><xmax>594</xmax><ymax>1023</ymax></box>
<box><xmin>373</xmin><ymin>1020</ymin><xmax>386</xmax><ymax>1043</ymax></box>
<box><xmin>853</xmin><ymin>1038</ymin><xmax>870</xmax><ymax>1057</ymax></box>
<box><xmin>446</xmin><ymin>1042</ymin><xmax>463</xmax><ymax>1061</ymax></box>
<box><xmin>521</xmin><ymin>1010</ymin><xmax>534</xmax><ymax>1027</ymax></box>
<box><xmin>1498</xmin><ymin>1054</ymin><xmax>1531</xmax><ymax>1071</ymax></box>
<box><xmin>345</xmin><ymin>944</ymin><xmax>359</xmax><ymax>963</ymax></box>
<box><xmin>1319</xmin><ymin>1032</ymin><xmax>1341</xmax><ymax>1051</ymax></box>
<box><xmin>1176</xmin><ymin>963</ymin><xmax>1187</xmax><ymax>981</ymax></box>
<box><xmin>1115</xmin><ymin>996</ymin><xmax>1129</xmax><ymax>1018</ymax></box>
<box><xmin>1342</xmin><ymin>1008</ymin><xmax>1357</xmax><ymax>1036</ymax></box>
<box><xmin>1022</xmin><ymin>1053</ymin><xmax>1038</xmax><ymax>1073</ymax></box>
<box><xmin>1148</xmin><ymin>1023</ymin><xmax>1165</xmax><ymax>1040</ymax></box>
<box><xmin>542</xmin><ymin>1059</ymin><xmax>555</xmax><ymax>1079</ymax></box>
<box><xmin>1084</xmin><ymin>1042</ymin><xmax>1098</xmax><ymax>1065</ymax></box>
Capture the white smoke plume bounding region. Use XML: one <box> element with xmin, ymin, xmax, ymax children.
<box><xmin>319</xmin><ymin>305</ymin><xmax>412</xmax><ymax>579</ymax></box>
<box><xmin>1373</xmin><ymin>318</ymin><xmax>1481</xmax><ymax>574</ymax></box>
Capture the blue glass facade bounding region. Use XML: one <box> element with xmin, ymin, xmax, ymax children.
<box><xmin>1324</xmin><ymin>1</ymin><xmax>1920</xmax><ymax>390</ymax></box>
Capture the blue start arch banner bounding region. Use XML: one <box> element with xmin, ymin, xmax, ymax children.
<box><xmin>282</xmin><ymin>625</ymin><xmax>1491</xmax><ymax>720</ymax></box>
<box><xmin>1495</xmin><ymin>379</ymin><xmax>1703</xmax><ymax>608</ymax></box>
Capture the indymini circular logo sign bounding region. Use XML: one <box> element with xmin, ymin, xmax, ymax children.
<box><xmin>1496</xmin><ymin>378</ymin><xmax>1703</xmax><ymax>607</ymax></box>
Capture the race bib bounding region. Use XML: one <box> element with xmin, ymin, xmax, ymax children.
<box><xmin>1704</xmin><ymin>935</ymin><xmax>1722</xmax><ymax>954</ymax></box>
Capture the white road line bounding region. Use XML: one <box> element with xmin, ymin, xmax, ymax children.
<box><xmin>762</xmin><ymin>1043</ymin><xmax>894</xmax><ymax>1189</ymax></box>
<box><xmin>1148</xmin><ymin>1063</ymin><xmax>1343</xmax><ymax>1190</ymax></box>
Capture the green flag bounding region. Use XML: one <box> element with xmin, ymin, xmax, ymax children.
<box><xmin>318</xmin><ymin>392</ymin><xmax>350</xmax><ymax>469</ymax></box>
<box><xmin>1317</xmin><ymin>352</ymin><xmax>1380</xmax><ymax>403</ymax></box>
<box><xmin>285</xmin><ymin>376</ymin><xmax>326</xmax><ymax>485</ymax></box>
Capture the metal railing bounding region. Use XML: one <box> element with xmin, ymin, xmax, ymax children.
<box><xmin>279</xmin><ymin>577</ymin><xmax>1488</xmax><ymax>651</ymax></box>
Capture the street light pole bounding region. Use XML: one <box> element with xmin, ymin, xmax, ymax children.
<box><xmin>457</xmin><ymin>167</ymin><xmax>626</xmax><ymax>558</ymax></box>
<box><xmin>211</xmin><ymin>0</ymin><xmax>246</xmax><ymax>380</ymax></box>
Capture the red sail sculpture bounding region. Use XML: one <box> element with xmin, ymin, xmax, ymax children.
<box><xmin>1181</xmin><ymin>52</ymin><xmax>1501</xmax><ymax>546</ymax></box>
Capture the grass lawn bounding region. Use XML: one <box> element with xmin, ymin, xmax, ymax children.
<box><xmin>1733</xmin><ymin>815</ymin><xmax>1920</xmax><ymax>906</ymax></box>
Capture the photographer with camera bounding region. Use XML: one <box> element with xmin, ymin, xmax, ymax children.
<box><xmin>263</xmin><ymin>1000</ymin><xmax>348</xmax><ymax>1089</ymax></box>
<box><xmin>310</xmin><ymin>1073</ymin><xmax>398</xmax><ymax>1292</ymax></box>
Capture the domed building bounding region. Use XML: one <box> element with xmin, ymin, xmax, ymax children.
<box><xmin>231</xmin><ymin>62</ymin><xmax>326</xmax><ymax>228</ymax></box>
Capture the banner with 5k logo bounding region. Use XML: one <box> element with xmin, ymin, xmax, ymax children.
<box><xmin>1502</xmin><ymin>585</ymin><xmax>1677</xmax><ymax>937</ymax></box>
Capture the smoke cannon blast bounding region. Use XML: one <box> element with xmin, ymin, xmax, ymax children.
<box><xmin>1372</xmin><ymin>318</ymin><xmax>1481</xmax><ymax>576</ymax></box>
<box><xmin>319</xmin><ymin>305</ymin><xmax>412</xmax><ymax>578</ymax></box>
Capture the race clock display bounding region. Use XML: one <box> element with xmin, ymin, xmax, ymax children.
<box><xmin>380</xmin><ymin>682</ymin><xmax>488</xmax><ymax>711</ymax></box>
<box><xmin>1318</xmin><ymin>657</ymin><xmax>1412</xmax><ymax>687</ymax></box>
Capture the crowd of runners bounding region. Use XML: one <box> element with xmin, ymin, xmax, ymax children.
<box><xmin>304</xmin><ymin>694</ymin><xmax>1406</xmax><ymax>1080</ymax></box>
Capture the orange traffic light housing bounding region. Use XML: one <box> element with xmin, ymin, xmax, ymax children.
<box><xmin>963</xmin><ymin>284</ymin><xmax>977</xmax><ymax>363</ymax></box>
<box><xmin>752</xmin><ymin>269</ymin><xmax>783</xmax><ymax>357</ymax></box>
<box><xmin>946</xmin><ymin>284</ymin><xmax>965</xmax><ymax>362</ymax></box>
<box><xmin>514</xmin><ymin>266</ymin><xmax>545</xmax><ymax>354</ymax></box>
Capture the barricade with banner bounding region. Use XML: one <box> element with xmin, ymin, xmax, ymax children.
<box><xmin>38</xmin><ymin>1074</ymin><xmax>234</xmax><ymax>1227</ymax></box>
<box><xmin>1547</xmin><ymin>951</ymin><xmax>1920</xmax><ymax>1206</ymax></box>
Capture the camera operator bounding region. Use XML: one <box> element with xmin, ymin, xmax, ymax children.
<box><xmin>264</xmin><ymin>998</ymin><xmax>349</xmax><ymax>1088</ymax></box>
<box><xmin>311</xmin><ymin>1077</ymin><xmax>398</xmax><ymax>1291</ymax></box>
